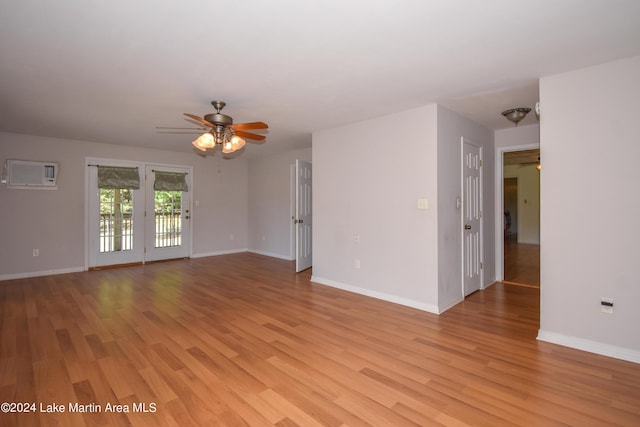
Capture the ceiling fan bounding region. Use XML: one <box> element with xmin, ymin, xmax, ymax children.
<box><xmin>158</xmin><ymin>100</ymin><xmax>268</xmax><ymax>154</ymax></box>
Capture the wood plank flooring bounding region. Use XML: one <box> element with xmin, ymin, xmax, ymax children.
<box><xmin>504</xmin><ymin>234</ymin><xmax>540</xmax><ymax>287</ymax></box>
<box><xmin>1</xmin><ymin>253</ymin><xmax>639</xmax><ymax>426</ymax></box>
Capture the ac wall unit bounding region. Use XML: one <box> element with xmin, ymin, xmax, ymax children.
<box><xmin>3</xmin><ymin>160</ymin><xmax>59</xmax><ymax>189</ymax></box>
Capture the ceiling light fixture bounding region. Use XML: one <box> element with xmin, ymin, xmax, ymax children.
<box><xmin>192</xmin><ymin>127</ymin><xmax>246</xmax><ymax>153</ymax></box>
<box><xmin>157</xmin><ymin>100</ymin><xmax>268</xmax><ymax>155</ymax></box>
<box><xmin>501</xmin><ymin>107</ymin><xmax>531</xmax><ymax>126</ymax></box>
<box><xmin>191</xmin><ymin>101</ymin><xmax>246</xmax><ymax>153</ymax></box>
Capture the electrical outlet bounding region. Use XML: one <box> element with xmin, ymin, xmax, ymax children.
<box><xmin>33</xmin><ymin>249</ymin><xmax>39</xmax><ymax>257</ymax></box>
<box><xmin>229</xmin><ymin>233</ymin><xmax>234</xmax><ymax>241</ymax></box>
<box><xmin>354</xmin><ymin>259</ymin><xmax>360</xmax><ymax>269</ymax></box>
<box><xmin>601</xmin><ymin>297</ymin><xmax>614</xmax><ymax>314</ymax></box>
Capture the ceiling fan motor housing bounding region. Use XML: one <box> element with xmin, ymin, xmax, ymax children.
<box><xmin>204</xmin><ymin>113</ymin><xmax>233</xmax><ymax>126</ymax></box>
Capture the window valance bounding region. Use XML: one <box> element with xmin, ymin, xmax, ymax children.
<box><xmin>97</xmin><ymin>166</ymin><xmax>140</xmax><ymax>189</ymax></box>
<box><xmin>153</xmin><ymin>171</ymin><xmax>188</xmax><ymax>192</ymax></box>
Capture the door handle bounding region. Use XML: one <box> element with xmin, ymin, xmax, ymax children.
<box><xmin>294</xmin><ymin>219</ymin><xmax>303</xmax><ymax>224</ymax></box>
<box><xmin>464</xmin><ymin>224</ymin><xmax>471</xmax><ymax>230</ymax></box>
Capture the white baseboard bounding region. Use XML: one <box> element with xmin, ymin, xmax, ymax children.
<box><xmin>0</xmin><ymin>267</ymin><xmax>85</xmax><ymax>282</ymax></box>
<box><xmin>1</xmin><ymin>251</ymin><xmax>287</xmax><ymax>281</ymax></box>
<box><xmin>247</xmin><ymin>249</ymin><xmax>293</xmax><ymax>261</ymax></box>
<box><xmin>438</xmin><ymin>297</ymin><xmax>464</xmax><ymax>314</ymax></box>
<box><xmin>190</xmin><ymin>248</ymin><xmax>248</xmax><ymax>259</ymax></box>
<box><xmin>310</xmin><ymin>275</ymin><xmax>440</xmax><ymax>315</ymax></box>
<box><xmin>537</xmin><ymin>330</ymin><xmax>640</xmax><ymax>364</ymax></box>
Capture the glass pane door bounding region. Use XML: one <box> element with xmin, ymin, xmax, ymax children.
<box><xmin>154</xmin><ymin>190</ymin><xmax>183</xmax><ymax>248</ymax></box>
<box><xmin>88</xmin><ymin>164</ymin><xmax>144</xmax><ymax>267</ymax></box>
<box><xmin>144</xmin><ymin>166</ymin><xmax>191</xmax><ymax>262</ymax></box>
<box><xmin>100</xmin><ymin>188</ymin><xmax>134</xmax><ymax>252</ymax></box>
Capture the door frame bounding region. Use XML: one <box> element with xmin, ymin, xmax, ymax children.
<box><xmin>85</xmin><ymin>157</ymin><xmax>193</xmax><ymax>269</ymax></box>
<box><xmin>294</xmin><ymin>159</ymin><xmax>312</xmax><ymax>272</ymax></box>
<box><xmin>461</xmin><ymin>138</ymin><xmax>484</xmax><ymax>296</ymax></box>
<box><xmin>494</xmin><ymin>143</ymin><xmax>539</xmax><ymax>282</ymax></box>
<box><xmin>290</xmin><ymin>160</ymin><xmax>313</xmax><ymax>270</ymax></box>
<box><xmin>144</xmin><ymin>164</ymin><xmax>192</xmax><ymax>262</ymax></box>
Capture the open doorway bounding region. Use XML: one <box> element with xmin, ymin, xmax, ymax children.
<box><xmin>496</xmin><ymin>147</ymin><xmax>540</xmax><ymax>287</ymax></box>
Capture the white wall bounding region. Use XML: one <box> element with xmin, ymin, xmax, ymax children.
<box><xmin>495</xmin><ymin>124</ymin><xmax>540</xmax><ymax>150</ymax></box>
<box><xmin>312</xmin><ymin>104</ymin><xmax>494</xmax><ymax>314</ymax></box>
<box><xmin>436</xmin><ymin>106</ymin><xmax>495</xmax><ymax>311</ymax></box>
<box><xmin>248</xmin><ymin>147</ymin><xmax>312</xmax><ymax>259</ymax></box>
<box><xmin>313</xmin><ymin>104</ymin><xmax>440</xmax><ymax>313</ymax></box>
<box><xmin>538</xmin><ymin>55</ymin><xmax>640</xmax><ymax>362</ymax></box>
<box><xmin>503</xmin><ymin>164</ymin><xmax>540</xmax><ymax>244</ymax></box>
<box><xmin>0</xmin><ymin>132</ymin><xmax>249</xmax><ymax>279</ymax></box>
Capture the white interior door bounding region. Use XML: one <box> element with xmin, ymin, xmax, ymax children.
<box><xmin>88</xmin><ymin>162</ymin><xmax>144</xmax><ymax>267</ymax></box>
<box><xmin>144</xmin><ymin>166</ymin><xmax>191</xmax><ymax>262</ymax></box>
<box><xmin>462</xmin><ymin>139</ymin><xmax>483</xmax><ymax>295</ymax></box>
<box><xmin>295</xmin><ymin>160</ymin><xmax>312</xmax><ymax>272</ymax></box>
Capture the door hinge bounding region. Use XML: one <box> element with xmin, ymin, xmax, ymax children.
<box><xmin>480</xmin><ymin>159</ymin><xmax>483</xmax><ymax>167</ymax></box>
<box><xmin>480</xmin><ymin>211</ymin><xmax>483</xmax><ymax>218</ymax></box>
<box><xmin>480</xmin><ymin>262</ymin><xmax>483</xmax><ymax>269</ymax></box>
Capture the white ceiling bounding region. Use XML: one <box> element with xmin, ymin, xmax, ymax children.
<box><xmin>1</xmin><ymin>1</ymin><xmax>640</xmax><ymax>158</ymax></box>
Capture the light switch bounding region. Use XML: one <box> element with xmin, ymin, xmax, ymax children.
<box><xmin>417</xmin><ymin>198</ymin><xmax>428</xmax><ymax>210</ymax></box>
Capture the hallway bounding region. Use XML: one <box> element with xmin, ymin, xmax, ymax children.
<box><xmin>504</xmin><ymin>233</ymin><xmax>540</xmax><ymax>287</ymax></box>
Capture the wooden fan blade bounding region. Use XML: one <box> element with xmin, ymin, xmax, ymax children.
<box><xmin>184</xmin><ymin>113</ymin><xmax>214</xmax><ymax>127</ymax></box>
<box><xmin>235</xmin><ymin>130</ymin><xmax>266</xmax><ymax>141</ymax></box>
<box><xmin>232</xmin><ymin>122</ymin><xmax>268</xmax><ymax>131</ymax></box>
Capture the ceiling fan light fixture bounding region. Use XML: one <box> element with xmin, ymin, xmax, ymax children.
<box><xmin>192</xmin><ymin>139</ymin><xmax>206</xmax><ymax>151</ymax></box>
<box><xmin>231</xmin><ymin>135</ymin><xmax>245</xmax><ymax>150</ymax></box>
<box><xmin>222</xmin><ymin>140</ymin><xmax>235</xmax><ymax>154</ymax></box>
<box><xmin>164</xmin><ymin>100</ymin><xmax>268</xmax><ymax>156</ymax></box>
<box><xmin>192</xmin><ymin>132</ymin><xmax>215</xmax><ymax>150</ymax></box>
<box><xmin>501</xmin><ymin>107</ymin><xmax>531</xmax><ymax>126</ymax></box>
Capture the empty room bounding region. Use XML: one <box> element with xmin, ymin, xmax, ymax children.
<box><xmin>1</xmin><ymin>1</ymin><xmax>640</xmax><ymax>426</ymax></box>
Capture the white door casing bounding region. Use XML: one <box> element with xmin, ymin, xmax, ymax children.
<box><xmin>494</xmin><ymin>143</ymin><xmax>540</xmax><ymax>282</ymax></box>
<box><xmin>87</xmin><ymin>159</ymin><xmax>191</xmax><ymax>268</ymax></box>
<box><xmin>295</xmin><ymin>159</ymin><xmax>312</xmax><ymax>272</ymax></box>
<box><xmin>462</xmin><ymin>139</ymin><xmax>483</xmax><ymax>296</ymax></box>
<box><xmin>88</xmin><ymin>160</ymin><xmax>144</xmax><ymax>267</ymax></box>
<box><xmin>144</xmin><ymin>165</ymin><xmax>191</xmax><ymax>262</ymax></box>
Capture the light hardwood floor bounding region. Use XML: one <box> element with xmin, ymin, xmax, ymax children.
<box><xmin>504</xmin><ymin>234</ymin><xmax>540</xmax><ymax>287</ymax></box>
<box><xmin>1</xmin><ymin>253</ymin><xmax>639</xmax><ymax>426</ymax></box>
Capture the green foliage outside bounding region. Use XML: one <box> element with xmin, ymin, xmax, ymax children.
<box><xmin>99</xmin><ymin>189</ymin><xmax>181</xmax><ymax>214</ymax></box>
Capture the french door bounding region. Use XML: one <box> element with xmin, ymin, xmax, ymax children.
<box><xmin>144</xmin><ymin>165</ymin><xmax>190</xmax><ymax>262</ymax></box>
<box><xmin>87</xmin><ymin>160</ymin><xmax>191</xmax><ymax>268</ymax></box>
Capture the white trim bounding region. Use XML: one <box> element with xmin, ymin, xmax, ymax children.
<box><xmin>461</xmin><ymin>137</ymin><xmax>484</xmax><ymax>296</ymax></box>
<box><xmin>144</xmin><ymin>164</ymin><xmax>193</xmax><ymax>262</ymax></box>
<box><xmin>0</xmin><ymin>267</ymin><xmax>85</xmax><ymax>282</ymax></box>
<box><xmin>190</xmin><ymin>249</ymin><xmax>248</xmax><ymax>258</ymax></box>
<box><xmin>85</xmin><ymin>157</ymin><xmax>194</xmax><ymax>269</ymax></box>
<box><xmin>537</xmin><ymin>330</ymin><xmax>640</xmax><ymax>364</ymax></box>
<box><xmin>290</xmin><ymin>163</ymin><xmax>296</xmax><ymax>260</ymax></box>
<box><xmin>248</xmin><ymin>249</ymin><xmax>293</xmax><ymax>261</ymax></box>
<box><xmin>438</xmin><ymin>297</ymin><xmax>464</xmax><ymax>314</ymax></box>
<box><xmin>494</xmin><ymin>143</ymin><xmax>540</xmax><ymax>282</ymax></box>
<box><xmin>311</xmin><ymin>275</ymin><xmax>441</xmax><ymax>314</ymax></box>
